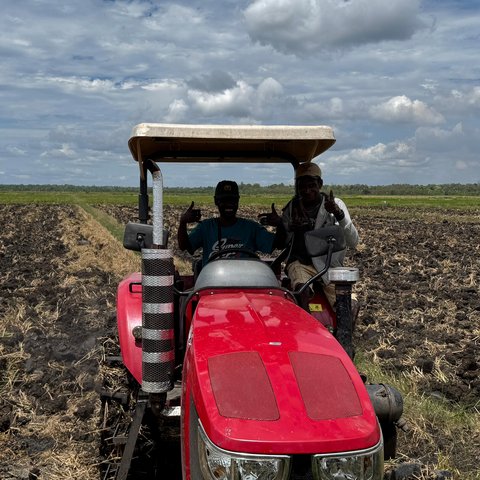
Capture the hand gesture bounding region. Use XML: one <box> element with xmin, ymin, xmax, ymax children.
<box><xmin>324</xmin><ymin>190</ymin><xmax>344</xmax><ymax>219</ymax></box>
<box><xmin>258</xmin><ymin>203</ymin><xmax>281</xmax><ymax>227</ymax></box>
<box><xmin>180</xmin><ymin>201</ymin><xmax>201</xmax><ymax>224</ymax></box>
<box><xmin>324</xmin><ymin>190</ymin><xmax>338</xmax><ymax>214</ymax></box>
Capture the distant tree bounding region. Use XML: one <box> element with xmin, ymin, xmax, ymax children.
<box><xmin>1</xmin><ymin>183</ymin><xmax>479</xmax><ymax>195</ymax></box>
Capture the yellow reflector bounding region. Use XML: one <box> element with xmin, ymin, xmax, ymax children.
<box><xmin>309</xmin><ymin>304</ymin><xmax>323</xmax><ymax>312</ymax></box>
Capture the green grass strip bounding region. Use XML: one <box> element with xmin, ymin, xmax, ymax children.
<box><xmin>80</xmin><ymin>204</ymin><xmax>126</xmax><ymax>243</ymax></box>
<box><xmin>1</xmin><ymin>190</ymin><xmax>479</xmax><ymax>209</ymax></box>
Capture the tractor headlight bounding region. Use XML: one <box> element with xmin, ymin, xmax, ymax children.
<box><xmin>198</xmin><ymin>423</ymin><xmax>290</xmax><ymax>480</ymax></box>
<box><xmin>312</xmin><ymin>440</ymin><xmax>384</xmax><ymax>480</ymax></box>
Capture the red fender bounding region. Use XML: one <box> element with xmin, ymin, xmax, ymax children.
<box><xmin>116</xmin><ymin>272</ymin><xmax>143</xmax><ymax>383</ymax></box>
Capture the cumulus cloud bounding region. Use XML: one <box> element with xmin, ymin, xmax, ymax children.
<box><xmin>414</xmin><ymin>122</ymin><xmax>466</xmax><ymax>152</ymax></box>
<box><xmin>255</xmin><ymin>77</ymin><xmax>284</xmax><ymax>109</ymax></box>
<box><xmin>142</xmin><ymin>80</ymin><xmax>184</xmax><ymax>92</ymax></box>
<box><xmin>36</xmin><ymin>75</ymin><xmax>116</xmax><ymax>93</ymax></box>
<box><xmin>188</xmin><ymin>80</ymin><xmax>254</xmax><ymax>117</ymax></box>
<box><xmin>324</xmin><ymin>121</ymin><xmax>480</xmax><ymax>184</ymax></box>
<box><xmin>435</xmin><ymin>86</ymin><xmax>480</xmax><ymax>114</ymax></box>
<box><xmin>41</xmin><ymin>143</ymin><xmax>76</xmax><ymax>158</ymax></box>
<box><xmin>244</xmin><ymin>0</ymin><xmax>424</xmax><ymax>54</ymax></box>
<box><xmin>6</xmin><ymin>146</ymin><xmax>26</xmax><ymax>156</ymax></box>
<box><xmin>323</xmin><ymin>138</ymin><xmax>432</xmax><ymax>185</ymax></box>
<box><xmin>187</xmin><ymin>77</ymin><xmax>284</xmax><ymax>118</ymax></box>
<box><xmin>165</xmin><ymin>99</ymin><xmax>188</xmax><ymax>123</ymax></box>
<box><xmin>370</xmin><ymin>95</ymin><xmax>445</xmax><ymax>125</ymax></box>
<box><xmin>330</xmin><ymin>140</ymin><xmax>417</xmax><ymax>170</ymax></box>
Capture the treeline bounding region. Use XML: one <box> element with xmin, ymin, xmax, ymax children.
<box><xmin>1</xmin><ymin>183</ymin><xmax>479</xmax><ymax>196</ymax></box>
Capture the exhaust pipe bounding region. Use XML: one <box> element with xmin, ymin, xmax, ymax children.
<box><xmin>141</xmin><ymin>167</ymin><xmax>175</xmax><ymax>394</ymax></box>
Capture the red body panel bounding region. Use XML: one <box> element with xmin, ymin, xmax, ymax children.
<box><xmin>182</xmin><ymin>289</ymin><xmax>379</xmax><ymax>459</ymax></box>
<box><xmin>309</xmin><ymin>291</ymin><xmax>336</xmax><ymax>329</ymax></box>
<box><xmin>116</xmin><ymin>272</ymin><xmax>143</xmax><ymax>383</ymax></box>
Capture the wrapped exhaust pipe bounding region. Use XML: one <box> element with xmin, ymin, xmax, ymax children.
<box><xmin>141</xmin><ymin>167</ymin><xmax>175</xmax><ymax>394</ymax></box>
<box><xmin>141</xmin><ymin>248</ymin><xmax>174</xmax><ymax>393</ymax></box>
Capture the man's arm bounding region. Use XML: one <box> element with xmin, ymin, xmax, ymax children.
<box><xmin>325</xmin><ymin>190</ymin><xmax>359</xmax><ymax>248</ymax></box>
<box><xmin>177</xmin><ymin>201</ymin><xmax>200</xmax><ymax>254</ymax></box>
<box><xmin>333</xmin><ymin>197</ymin><xmax>359</xmax><ymax>248</ymax></box>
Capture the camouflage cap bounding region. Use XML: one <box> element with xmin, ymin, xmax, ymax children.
<box><xmin>295</xmin><ymin>162</ymin><xmax>322</xmax><ymax>179</ymax></box>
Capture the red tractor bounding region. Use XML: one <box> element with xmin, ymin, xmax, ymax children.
<box><xmin>102</xmin><ymin>124</ymin><xmax>403</xmax><ymax>480</ymax></box>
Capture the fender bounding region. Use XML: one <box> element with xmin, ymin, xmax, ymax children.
<box><xmin>116</xmin><ymin>272</ymin><xmax>143</xmax><ymax>383</ymax></box>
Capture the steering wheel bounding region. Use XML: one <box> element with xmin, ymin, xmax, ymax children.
<box><xmin>208</xmin><ymin>247</ymin><xmax>260</xmax><ymax>262</ymax></box>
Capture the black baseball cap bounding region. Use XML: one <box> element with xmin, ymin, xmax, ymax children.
<box><xmin>214</xmin><ymin>180</ymin><xmax>240</xmax><ymax>200</ymax></box>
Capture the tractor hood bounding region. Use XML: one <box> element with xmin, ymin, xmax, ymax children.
<box><xmin>189</xmin><ymin>290</ymin><xmax>379</xmax><ymax>455</ymax></box>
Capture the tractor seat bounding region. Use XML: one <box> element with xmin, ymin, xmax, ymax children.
<box><xmin>194</xmin><ymin>259</ymin><xmax>279</xmax><ymax>290</ymax></box>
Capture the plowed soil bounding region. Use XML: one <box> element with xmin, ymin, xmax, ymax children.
<box><xmin>0</xmin><ymin>203</ymin><xmax>479</xmax><ymax>479</ymax></box>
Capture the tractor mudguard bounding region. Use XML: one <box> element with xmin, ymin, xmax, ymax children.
<box><xmin>117</xmin><ymin>272</ymin><xmax>143</xmax><ymax>383</ymax></box>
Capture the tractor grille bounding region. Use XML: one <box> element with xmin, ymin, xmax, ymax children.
<box><xmin>290</xmin><ymin>455</ymin><xmax>314</xmax><ymax>479</ymax></box>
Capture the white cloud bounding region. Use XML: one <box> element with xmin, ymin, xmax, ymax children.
<box><xmin>37</xmin><ymin>75</ymin><xmax>116</xmax><ymax>93</ymax></box>
<box><xmin>370</xmin><ymin>96</ymin><xmax>444</xmax><ymax>125</ymax></box>
<box><xmin>6</xmin><ymin>146</ymin><xmax>26</xmax><ymax>156</ymax></box>
<box><xmin>435</xmin><ymin>86</ymin><xmax>480</xmax><ymax>114</ymax></box>
<box><xmin>165</xmin><ymin>99</ymin><xmax>188</xmax><ymax>123</ymax></box>
<box><xmin>244</xmin><ymin>0</ymin><xmax>424</xmax><ymax>54</ymax></box>
<box><xmin>142</xmin><ymin>80</ymin><xmax>184</xmax><ymax>92</ymax></box>
<box><xmin>330</xmin><ymin>140</ymin><xmax>417</xmax><ymax>169</ymax></box>
<box><xmin>41</xmin><ymin>143</ymin><xmax>76</xmax><ymax>158</ymax></box>
<box><xmin>329</xmin><ymin>98</ymin><xmax>344</xmax><ymax>117</ymax></box>
<box><xmin>255</xmin><ymin>77</ymin><xmax>283</xmax><ymax>103</ymax></box>
<box><xmin>186</xmin><ymin>78</ymin><xmax>285</xmax><ymax>119</ymax></box>
<box><xmin>420</xmin><ymin>79</ymin><xmax>438</xmax><ymax>93</ymax></box>
<box><xmin>189</xmin><ymin>81</ymin><xmax>254</xmax><ymax>117</ymax></box>
<box><xmin>323</xmin><ymin>121</ymin><xmax>480</xmax><ymax>184</ymax></box>
<box><xmin>414</xmin><ymin>122</ymin><xmax>469</xmax><ymax>154</ymax></box>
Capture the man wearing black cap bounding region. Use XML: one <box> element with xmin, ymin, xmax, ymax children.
<box><xmin>259</xmin><ymin>162</ymin><xmax>359</xmax><ymax>312</ymax></box>
<box><xmin>178</xmin><ymin>180</ymin><xmax>278</xmax><ymax>267</ymax></box>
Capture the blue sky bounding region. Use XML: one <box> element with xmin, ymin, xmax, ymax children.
<box><xmin>1</xmin><ymin>0</ymin><xmax>479</xmax><ymax>187</ymax></box>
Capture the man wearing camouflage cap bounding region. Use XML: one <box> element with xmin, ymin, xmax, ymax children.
<box><xmin>259</xmin><ymin>162</ymin><xmax>359</xmax><ymax>312</ymax></box>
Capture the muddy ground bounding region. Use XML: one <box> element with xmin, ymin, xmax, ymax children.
<box><xmin>0</xmin><ymin>203</ymin><xmax>479</xmax><ymax>479</ymax></box>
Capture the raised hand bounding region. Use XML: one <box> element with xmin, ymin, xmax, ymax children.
<box><xmin>180</xmin><ymin>201</ymin><xmax>201</xmax><ymax>224</ymax></box>
<box><xmin>324</xmin><ymin>190</ymin><xmax>337</xmax><ymax>214</ymax></box>
<box><xmin>324</xmin><ymin>190</ymin><xmax>344</xmax><ymax>220</ymax></box>
<box><xmin>258</xmin><ymin>203</ymin><xmax>281</xmax><ymax>227</ymax></box>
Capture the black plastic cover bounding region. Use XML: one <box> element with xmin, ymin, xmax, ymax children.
<box><xmin>123</xmin><ymin>222</ymin><xmax>169</xmax><ymax>251</ymax></box>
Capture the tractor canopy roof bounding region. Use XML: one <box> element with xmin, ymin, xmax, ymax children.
<box><xmin>128</xmin><ymin>123</ymin><xmax>335</xmax><ymax>165</ymax></box>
